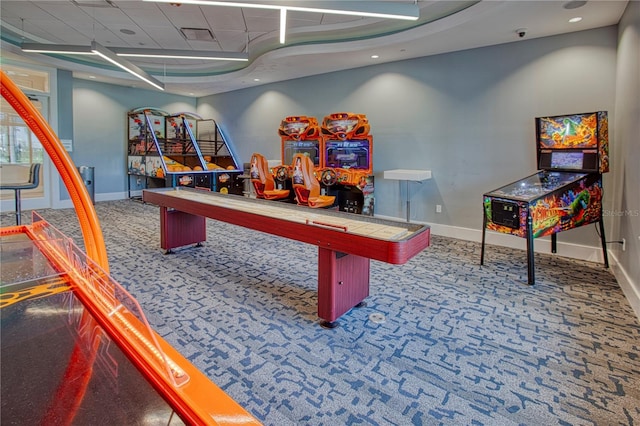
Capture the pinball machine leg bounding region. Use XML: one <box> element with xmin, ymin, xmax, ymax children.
<box><xmin>599</xmin><ymin>217</ymin><xmax>609</xmax><ymax>268</ymax></box>
<box><xmin>526</xmin><ymin>214</ymin><xmax>535</xmax><ymax>285</ymax></box>
<box><xmin>480</xmin><ymin>208</ymin><xmax>487</xmax><ymax>265</ymax></box>
<box><xmin>551</xmin><ymin>233</ymin><xmax>557</xmax><ymax>253</ymax></box>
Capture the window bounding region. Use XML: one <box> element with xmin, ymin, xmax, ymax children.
<box><xmin>0</xmin><ymin>65</ymin><xmax>49</xmax><ymax>201</ymax></box>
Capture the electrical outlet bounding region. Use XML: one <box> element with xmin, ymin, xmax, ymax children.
<box><xmin>436</xmin><ymin>204</ymin><xmax>442</xmax><ymax>213</ymax></box>
<box><xmin>622</xmin><ymin>238</ymin><xmax>626</xmax><ymax>252</ymax></box>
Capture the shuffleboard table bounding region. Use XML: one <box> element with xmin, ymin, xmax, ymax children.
<box><xmin>143</xmin><ymin>187</ymin><xmax>430</xmax><ymax>327</ymax></box>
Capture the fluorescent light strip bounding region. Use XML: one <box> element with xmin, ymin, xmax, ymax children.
<box><xmin>23</xmin><ymin>42</ymin><xmax>165</xmax><ymax>91</ymax></box>
<box><xmin>91</xmin><ymin>42</ymin><xmax>165</xmax><ymax>91</ymax></box>
<box><xmin>145</xmin><ymin>0</ymin><xmax>419</xmax><ymax>21</ymax></box>
<box><xmin>284</xmin><ymin>3</ymin><xmax>418</xmax><ymax>20</ymax></box>
<box><xmin>111</xmin><ymin>48</ymin><xmax>248</xmax><ymax>61</ymax></box>
<box><xmin>21</xmin><ymin>43</ymin><xmax>94</xmax><ymax>55</ymax></box>
<box><xmin>280</xmin><ymin>8</ymin><xmax>287</xmax><ymax>44</ymax></box>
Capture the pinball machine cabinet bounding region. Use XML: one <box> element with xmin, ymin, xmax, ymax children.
<box><xmin>481</xmin><ymin>111</ymin><xmax>610</xmax><ymax>284</ymax></box>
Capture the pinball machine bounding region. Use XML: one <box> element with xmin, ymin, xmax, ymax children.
<box><xmin>481</xmin><ymin>111</ymin><xmax>610</xmax><ymax>285</ymax></box>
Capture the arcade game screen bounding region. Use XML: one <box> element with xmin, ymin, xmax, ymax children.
<box><xmin>550</xmin><ymin>151</ymin><xmax>584</xmax><ymax>170</ymax></box>
<box><xmin>324</xmin><ymin>140</ymin><xmax>371</xmax><ymax>170</ymax></box>
<box><xmin>283</xmin><ymin>140</ymin><xmax>320</xmax><ymax>166</ymax></box>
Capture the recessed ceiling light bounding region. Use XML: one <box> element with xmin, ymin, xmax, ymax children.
<box><xmin>89</xmin><ymin>75</ymin><xmax>96</xmax><ymax>79</ymax></box>
<box><xmin>254</xmin><ymin>78</ymin><xmax>260</xmax><ymax>82</ymax></box>
<box><xmin>371</xmin><ymin>55</ymin><xmax>380</xmax><ymax>59</ymax></box>
<box><xmin>569</xmin><ymin>17</ymin><xmax>583</xmax><ymax>23</ymax></box>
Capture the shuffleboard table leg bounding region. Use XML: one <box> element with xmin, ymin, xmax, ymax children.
<box><xmin>159</xmin><ymin>207</ymin><xmax>206</xmax><ymax>252</ymax></box>
<box><xmin>317</xmin><ymin>247</ymin><xmax>370</xmax><ymax>327</ymax></box>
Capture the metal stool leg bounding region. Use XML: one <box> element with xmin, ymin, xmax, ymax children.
<box><xmin>15</xmin><ymin>189</ymin><xmax>22</xmax><ymax>225</ymax></box>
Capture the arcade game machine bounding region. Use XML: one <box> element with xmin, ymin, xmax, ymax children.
<box><xmin>127</xmin><ymin>110</ymin><xmax>242</xmax><ymax>196</ymax></box>
<box><xmin>319</xmin><ymin>112</ymin><xmax>375</xmax><ymax>215</ymax></box>
<box><xmin>1</xmin><ymin>71</ymin><xmax>260</xmax><ymax>425</ymax></box>
<box><xmin>279</xmin><ymin>115</ymin><xmax>322</xmax><ymax>166</ymax></box>
<box><xmin>481</xmin><ymin>111</ymin><xmax>609</xmax><ymax>285</ymax></box>
<box><xmin>127</xmin><ymin>107</ymin><xmax>168</xmax><ymax>198</ymax></box>
<box><xmin>274</xmin><ymin>115</ymin><xmax>322</xmax><ymax>201</ymax></box>
<box><xmin>162</xmin><ymin>112</ymin><xmax>212</xmax><ymax>190</ymax></box>
<box><xmin>194</xmin><ymin>118</ymin><xmax>243</xmax><ymax>195</ymax></box>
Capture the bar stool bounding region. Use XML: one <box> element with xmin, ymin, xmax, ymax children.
<box><xmin>0</xmin><ymin>163</ymin><xmax>41</xmax><ymax>225</ymax></box>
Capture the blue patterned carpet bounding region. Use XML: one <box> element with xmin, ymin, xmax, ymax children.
<box><xmin>5</xmin><ymin>200</ymin><xmax>639</xmax><ymax>425</ymax></box>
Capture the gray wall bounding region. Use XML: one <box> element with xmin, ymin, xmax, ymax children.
<box><xmin>197</xmin><ymin>26</ymin><xmax>618</xmax><ymax>248</ymax></box>
<box><xmin>612</xmin><ymin>2</ymin><xmax>640</xmax><ymax>298</ymax></box>
<box><xmin>56</xmin><ymin>69</ymin><xmax>74</xmax><ymax>141</ymax></box>
<box><xmin>69</xmin><ymin>80</ymin><xmax>196</xmax><ymax>199</ymax></box>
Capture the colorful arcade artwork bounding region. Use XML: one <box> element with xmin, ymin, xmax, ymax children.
<box><xmin>537</xmin><ymin>113</ymin><xmax>598</xmax><ymax>149</ymax></box>
<box><xmin>483</xmin><ymin>171</ymin><xmax>603</xmax><ymax>239</ymax></box>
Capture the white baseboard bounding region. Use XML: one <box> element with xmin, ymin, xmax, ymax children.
<box><xmin>609</xmin><ymin>252</ymin><xmax>640</xmax><ymax>321</ymax></box>
<box><xmin>376</xmin><ymin>214</ymin><xmax>607</xmax><ymax>263</ymax></box>
<box><xmin>54</xmin><ymin>191</ymin><xmax>128</xmax><ymax>209</ymax></box>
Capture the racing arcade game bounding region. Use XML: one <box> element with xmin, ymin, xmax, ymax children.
<box><xmin>274</xmin><ymin>116</ymin><xmax>322</xmax><ymax>202</ymax></box>
<box><xmin>319</xmin><ymin>112</ymin><xmax>374</xmax><ymax>215</ymax></box>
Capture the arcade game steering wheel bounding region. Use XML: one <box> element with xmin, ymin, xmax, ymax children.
<box><xmin>321</xmin><ymin>169</ymin><xmax>338</xmax><ymax>186</ymax></box>
<box><xmin>274</xmin><ymin>165</ymin><xmax>289</xmax><ymax>183</ymax></box>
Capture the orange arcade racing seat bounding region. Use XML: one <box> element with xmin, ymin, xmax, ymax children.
<box><xmin>249</xmin><ymin>152</ymin><xmax>290</xmax><ymax>200</ymax></box>
<box><xmin>291</xmin><ymin>154</ymin><xmax>336</xmax><ymax>208</ymax></box>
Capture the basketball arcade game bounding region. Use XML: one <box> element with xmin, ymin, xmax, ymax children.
<box><xmin>127</xmin><ymin>109</ymin><xmax>243</xmax><ymax>198</ymax></box>
<box><xmin>1</xmin><ymin>71</ymin><xmax>259</xmax><ymax>425</ymax></box>
<box><xmin>481</xmin><ymin>111</ymin><xmax>609</xmax><ymax>284</ymax></box>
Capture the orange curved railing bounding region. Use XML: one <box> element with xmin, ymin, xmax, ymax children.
<box><xmin>0</xmin><ymin>70</ymin><xmax>109</xmax><ymax>271</ymax></box>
